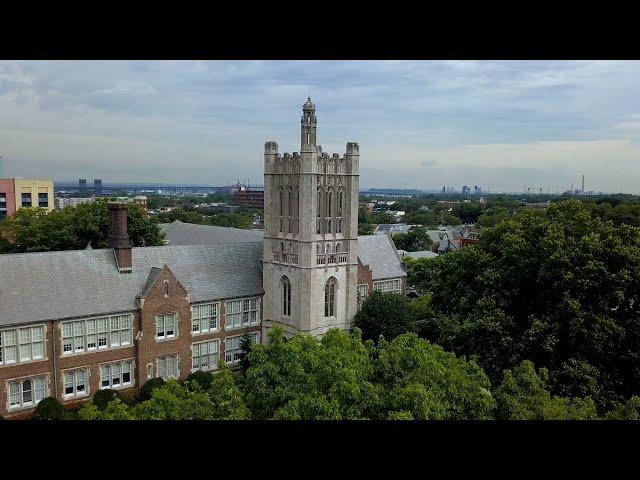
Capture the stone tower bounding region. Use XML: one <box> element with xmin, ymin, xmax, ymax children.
<box><xmin>263</xmin><ymin>98</ymin><xmax>360</xmax><ymax>337</ymax></box>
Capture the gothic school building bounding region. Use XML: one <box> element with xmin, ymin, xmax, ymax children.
<box><xmin>0</xmin><ymin>98</ymin><xmax>406</xmax><ymax>419</ymax></box>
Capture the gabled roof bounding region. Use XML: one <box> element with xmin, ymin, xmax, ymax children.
<box><xmin>0</xmin><ymin>243</ymin><xmax>264</xmax><ymax>327</ymax></box>
<box><xmin>357</xmin><ymin>235</ymin><xmax>406</xmax><ymax>281</ymax></box>
<box><xmin>160</xmin><ymin>220</ymin><xmax>263</xmax><ymax>246</ymax></box>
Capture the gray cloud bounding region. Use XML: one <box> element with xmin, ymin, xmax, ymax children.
<box><xmin>1</xmin><ymin>61</ymin><xmax>640</xmax><ymax>192</ymax></box>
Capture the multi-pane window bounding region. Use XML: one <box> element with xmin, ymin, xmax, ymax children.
<box><xmin>61</xmin><ymin>314</ymin><xmax>132</xmax><ymax>355</ymax></box>
<box><xmin>0</xmin><ymin>325</ymin><xmax>45</xmax><ymax>365</ymax></box>
<box><xmin>21</xmin><ymin>193</ymin><xmax>31</xmax><ymax>207</ymax></box>
<box><xmin>373</xmin><ymin>279</ymin><xmax>402</xmax><ymax>294</ymax></box>
<box><xmin>63</xmin><ymin>368</ymin><xmax>88</xmax><ymax>398</ymax></box>
<box><xmin>8</xmin><ymin>376</ymin><xmax>47</xmax><ymax>410</ymax></box>
<box><xmin>192</xmin><ymin>303</ymin><xmax>219</xmax><ymax>335</ymax></box>
<box><xmin>192</xmin><ymin>340</ymin><xmax>220</xmax><ymax>372</ymax></box>
<box><xmin>100</xmin><ymin>360</ymin><xmax>134</xmax><ymax>389</ymax></box>
<box><xmin>156</xmin><ymin>313</ymin><xmax>177</xmax><ymax>340</ymax></box>
<box><xmin>224</xmin><ymin>333</ymin><xmax>259</xmax><ymax>365</ymax></box>
<box><xmin>38</xmin><ymin>192</ymin><xmax>48</xmax><ymax>208</ymax></box>
<box><xmin>357</xmin><ymin>284</ymin><xmax>369</xmax><ymax>311</ymax></box>
<box><xmin>324</xmin><ymin>278</ymin><xmax>336</xmax><ymax>317</ymax></box>
<box><xmin>225</xmin><ymin>298</ymin><xmax>260</xmax><ymax>330</ymax></box>
<box><xmin>156</xmin><ymin>354</ymin><xmax>178</xmax><ymax>379</ymax></box>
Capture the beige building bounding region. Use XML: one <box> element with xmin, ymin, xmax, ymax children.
<box><xmin>13</xmin><ymin>178</ymin><xmax>54</xmax><ymax>213</ymax></box>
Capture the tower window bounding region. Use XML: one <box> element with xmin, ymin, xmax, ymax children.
<box><xmin>324</xmin><ymin>278</ymin><xmax>336</xmax><ymax>317</ymax></box>
<box><xmin>282</xmin><ymin>276</ymin><xmax>291</xmax><ymax>317</ymax></box>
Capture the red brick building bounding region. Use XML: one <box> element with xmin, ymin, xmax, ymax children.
<box><xmin>0</xmin><ymin>203</ymin><xmax>262</xmax><ymax>419</ymax></box>
<box><xmin>233</xmin><ymin>187</ymin><xmax>264</xmax><ymax>209</ymax></box>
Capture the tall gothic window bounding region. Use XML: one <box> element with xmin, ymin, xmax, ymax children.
<box><xmin>287</xmin><ymin>187</ymin><xmax>293</xmax><ymax>233</ymax></box>
<box><xmin>282</xmin><ymin>276</ymin><xmax>291</xmax><ymax>317</ymax></box>
<box><xmin>338</xmin><ymin>190</ymin><xmax>344</xmax><ymax>216</ymax></box>
<box><xmin>324</xmin><ymin>278</ymin><xmax>336</xmax><ymax>317</ymax></box>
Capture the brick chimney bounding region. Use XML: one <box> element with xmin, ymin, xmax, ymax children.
<box><xmin>108</xmin><ymin>202</ymin><xmax>132</xmax><ymax>273</ymax></box>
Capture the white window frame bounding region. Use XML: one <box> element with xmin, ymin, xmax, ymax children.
<box><xmin>373</xmin><ymin>279</ymin><xmax>402</xmax><ymax>294</ymax></box>
<box><xmin>99</xmin><ymin>359</ymin><xmax>135</xmax><ymax>390</ymax></box>
<box><xmin>191</xmin><ymin>339</ymin><xmax>220</xmax><ymax>372</ymax></box>
<box><xmin>225</xmin><ymin>297</ymin><xmax>260</xmax><ymax>330</ymax></box>
<box><xmin>0</xmin><ymin>325</ymin><xmax>46</xmax><ymax>366</ymax></box>
<box><xmin>7</xmin><ymin>375</ymin><xmax>48</xmax><ymax>411</ymax></box>
<box><xmin>224</xmin><ymin>332</ymin><xmax>259</xmax><ymax>366</ymax></box>
<box><xmin>156</xmin><ymin>354</ymin><xmax>179</xmax><ymax>380</ymax></box>
<box><xmin>357</xmin><ymin>284</ymin><xmax>369</xmax><ymax>311</ymax></box>
<box><xmin>191</xmin><ymin>303</ymin><xmax>219</xmax><ymax>335</ymax></box>
<box><xmin>61</xmin><ymin>314</ymin><xmax>132</xmax><ymax>356</ymax></box>
<box><xmin>62</xmin><ymin>367</ymin><xmax>89</xmax><ymax>399</ymax></box>
<box><xmin>155</xmin><ymin>313</ymin><xmax>177</xmax><ymax>341</ymax></box>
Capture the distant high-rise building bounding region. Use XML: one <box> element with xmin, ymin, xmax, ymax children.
<box><xmin>79</xmin><ymin>179</ymin><xmax>87</xmax><ymax>193</ymax></box>
<box><xmin>94</xmin><ymin>179</ymin><xmax>103</xmax><ymax>196</ymax></box>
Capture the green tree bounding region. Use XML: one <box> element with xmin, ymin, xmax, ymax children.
<box><xmin>376</xmin><ymin>333</ymin><xmax>496</xmax><ymax>420</ymax></box>
<box><xmin>32</xmin><ymin>397</ymin><xmax>65</xmax><ymax>420</ymax></box>
<box><xmin>494</xmin><ymin>360</ymin><xmax>598</xmax><ymax>420</ymax></box>
<box><xmin>133</xmin><ymin>380</ymin><xmax>216</xmax><ymax>420</ymax></box>
<box><xmin>410</xmin><ymin>200</ymin><xmax>640</xmax><ymax>412</ymax></box>
<box><xmin>0</xmin><ymin>200</ymin><xmax>164</xmax><ymax>253</ymax></box>
<box><xmin>207</xmin><ymin>365</ymin><xmax>250</xmax><ymax>419</ymax></box>
<box><xmin>78</xmin><ymin>398</ymin><xmax>133</xmax><ymax>420</ymax></box>
<box><xmin>354</xmin><ymin>290</ymin><xmax>415</xmax><ymax>342</ymax></box>
<box><xmin>244</xmin><ymin>327</ymin><xmax>380</xmax><ymax>420</ymax></box>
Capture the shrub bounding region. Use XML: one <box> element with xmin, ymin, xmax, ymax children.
<box><xmin>184</xmin><ymin>370</ymin><xmax>214</xmax><ymax>391</ymax></box>
<box><xmin>32</xmin><ymin>397</ymin><xmax>65</xmax><ymax>420</ymax></box>
<box><xmin>92</xmin><ymin>389</ymin><xmax>123</xmax><ymax>411</ymax></box>
<box><xmin>139</xmin><ymin>377</ymin><xmax>166</xmax><ymax>401</ymax></box>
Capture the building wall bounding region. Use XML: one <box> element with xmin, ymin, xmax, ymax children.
<box><xmin>13</xmin><ymin>178</ymin><xmax>54</xmax><ymax>213</ymax></box>
<box><xmin>0</xmin><ymin>273</ymin><xmax>262</xmax><ymax>419</ymax></box>
<box><xmin>0</xmin><ymin>178</ymin><xmax>16</xmax><ymax>218</ymax></box>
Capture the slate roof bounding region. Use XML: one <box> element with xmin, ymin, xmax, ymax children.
<box><xmin>160</xmin><ymin>220</ymin><xmax>263</xmax><ymax>246</ymax></box>
<box><xmin>397</xmin><ymin>249</ymin><xmax>439</xmax><ymax>259</ymax></box>
<box><xmin>357</xmin><ymin>235</ymin><xmax>407</xmax><ymax>281</ymax></box>
<box><xmin>160</xmin><ymin>222</ymin><xmax>407</xmax><ymax>280</ymax></box>
<box><xmin>0</xmin><ymin>243</ymin><xmax>264</xmax><ymax>327</ymax></box>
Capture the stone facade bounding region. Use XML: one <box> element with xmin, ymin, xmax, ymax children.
<box><xmin>262</xmin><ymin>98</ymin><xmax>360</xmax><ymax>337</ymax></box>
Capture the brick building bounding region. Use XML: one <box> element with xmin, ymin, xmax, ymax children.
<box><xmin>233</xmin><ymin>187</ymin><xmax>264</xmax><ymax>209</ymax></box>
<box><xmin>0</xmin><ymin>98</ymin><xmax>405</xmax><ymax>419</ymax></box>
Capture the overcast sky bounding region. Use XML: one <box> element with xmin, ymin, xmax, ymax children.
<box><xmin>1</xmin><ymin>60</ymin><xmax>639</xmax><ymax>193</ymax></box>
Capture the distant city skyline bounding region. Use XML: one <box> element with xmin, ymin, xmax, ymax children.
<box><xmin>1</xmin><ymin>60</ymin><xmax>640</xmax><ymax>193</ymax></box>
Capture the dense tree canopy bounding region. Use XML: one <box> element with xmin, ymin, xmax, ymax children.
<box><xmin>406</xmin><ymin>200</ymin><xmax>640</xmax><ymax>413</ymax></box>
<box><xmin>0</xmin><ymin>200</ymin><xmax>164</xmax><ymax>253</ymax></box>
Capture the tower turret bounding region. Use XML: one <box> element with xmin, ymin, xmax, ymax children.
<box><xmin>300</xmin><ymin>97</ymin><xmax>317</xmax><ymax>152</ymax></box>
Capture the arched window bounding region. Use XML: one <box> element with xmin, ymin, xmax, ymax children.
<box><xmin>327</xmin><ymin>188</ymin><xmax>333</xmax><ymax>218</ymax></box>
<box><xmin>317</xmin><ymin>188</ymin><xmax>322</xmax><ymax>218</ymax></box>
<box><xmin>338</xmin><ymin>190</ymin><xmax>344</xmax><ymax>217</ymax></box>
<box><xmin>324</xmin><ymin>278</ymin><xmax>337</xmax><ymax>317</ymax></box>
<box><xmin>280</xmin><ymin>242</ymin><xmax>285</xmax><ymax>252</ymax></box>
<box><xmin>325</xmin><ymin>243</ymin><xmax>333</xmax><ymax>254</ymax></box>
<box><xmin>279</xmin><ymin>187</ymin><xmax>284</xmax><ymax>217</ymax></box>
<box><xmin>336</xmin><ymin>243</ymin><xmax>341</xmax><ymax>253</ymax></box>
<box><xmin>281</xmin><ymin>276</ymin><xmax>291</xmax><ymax>316</ymax></box>
<box><xmin>164</xmin><ymin>280</ymin><xmax>169</xmax><ymax>297</ymax></box>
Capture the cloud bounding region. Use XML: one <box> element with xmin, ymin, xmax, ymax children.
<box><xmin>1</xmin><ymin>61</ymin><xmax>640</xmax><ymax>192</ymax></box>
<box><xmin>420</xmin><ymin>160</ymin><xmax>439</xmax><ymax>167</ymax></box>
